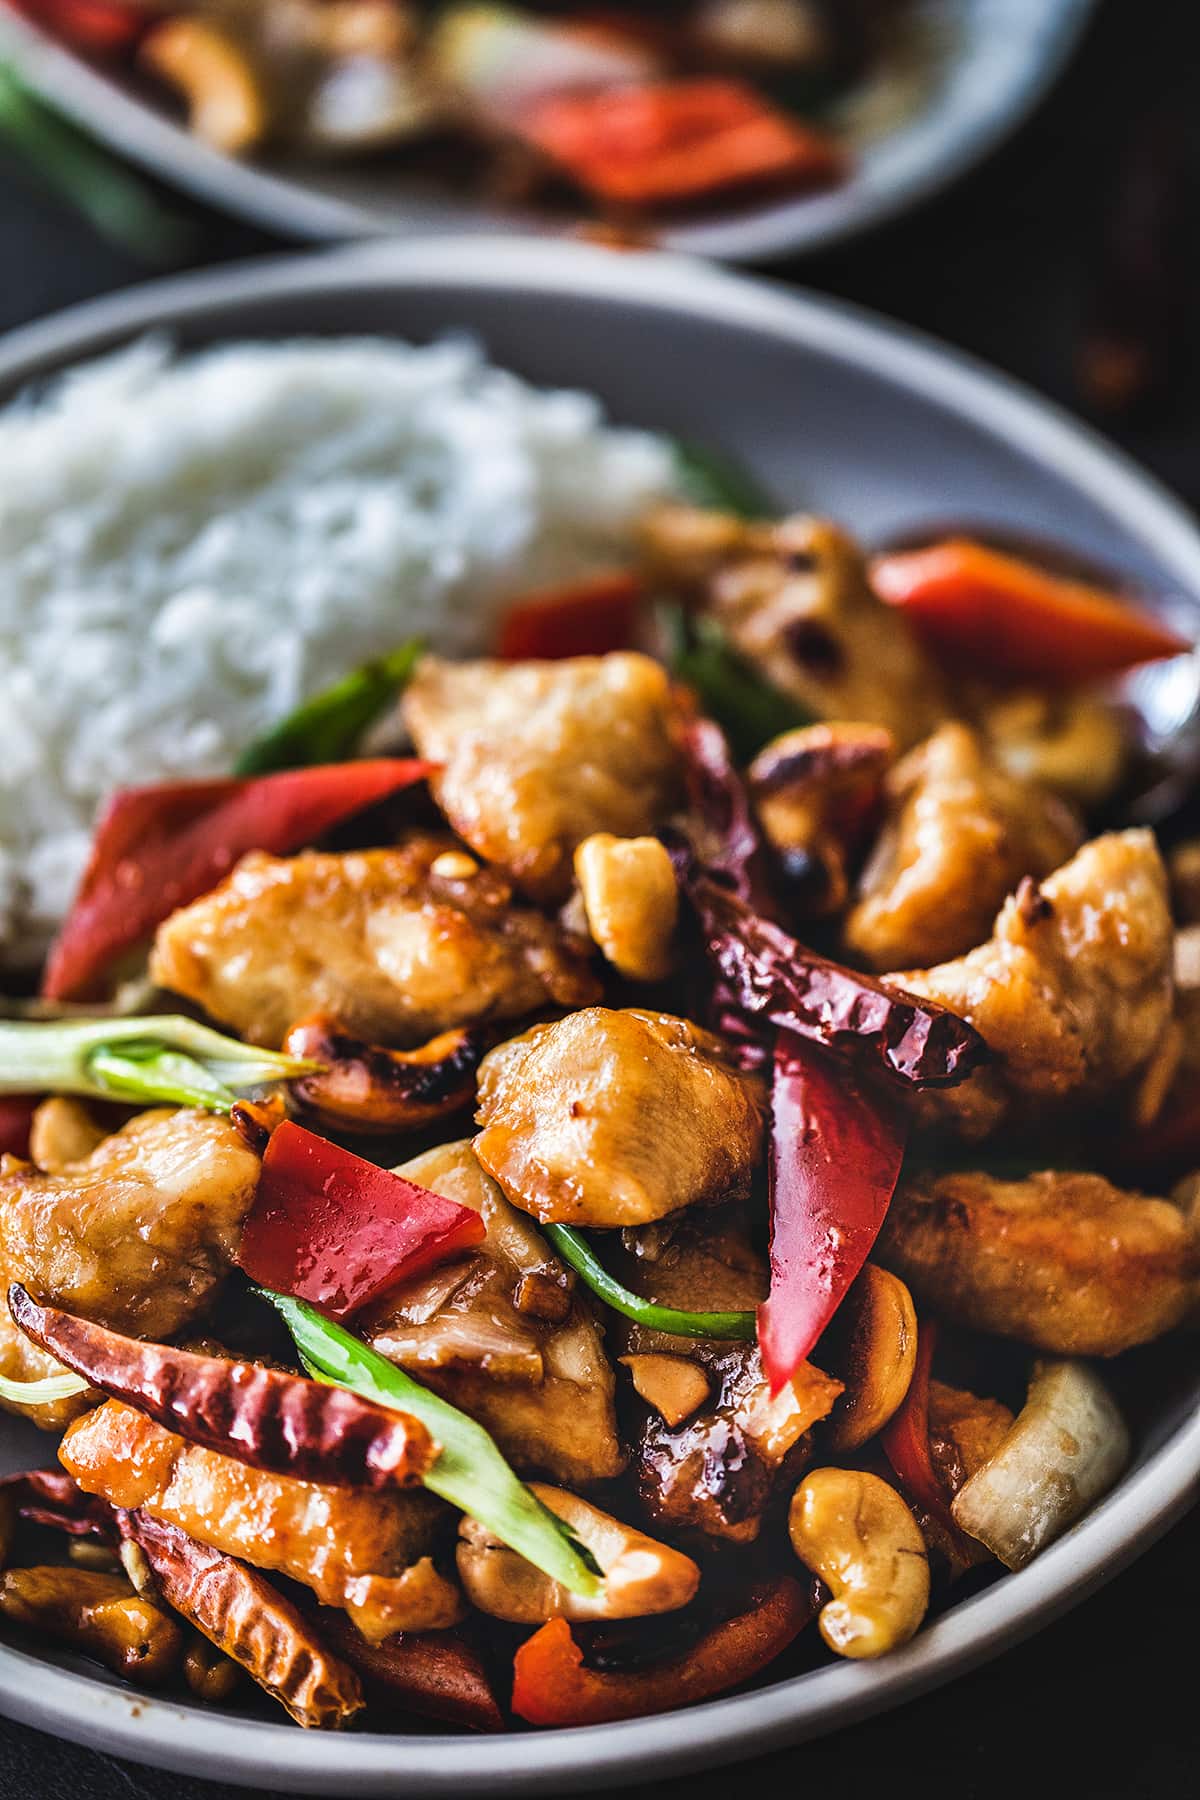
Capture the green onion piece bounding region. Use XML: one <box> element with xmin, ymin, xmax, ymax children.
<box><xmin>234</xmin><ymin>641</ymin><xmax>424</xmax><ymax>776</ymax></box>
<box><xmin>543</xmin><ymin>1223</ymin><xmax>756</xmax><ymax>1342</ymax></box>
<box><xmin>0</xmin><ymin>63</ymin><xmax>194</xmax><ymax>264</ymax></box>
<box><xmin>261</xmin><ymin>1291</ymin><xmax>602</xmax><ymax>1597</ymax></box>
<box><xmin>673</xmin><ymin>440</ymin><xmax>772</xmax><ymax>519</ymax></box>
<box><xmin>0</xmin><ymin>1015</ymin><xmax>319</xmax><ymax>1110</ymax></box>
<box><xmin>0</xmin><ymin>1368</ymin><xmax>91</xmax><ymax>1407</ymax></box>
<box><xmin>661</xmin><ymin>603</ymin><xmax>815</xmax><ymax>762</ymax></box>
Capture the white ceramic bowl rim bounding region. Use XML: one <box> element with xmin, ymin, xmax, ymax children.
<box><xmin>0</xmin><ymin>239</ymin><xmax>1196</xmax><ymax>1795</ymax></box>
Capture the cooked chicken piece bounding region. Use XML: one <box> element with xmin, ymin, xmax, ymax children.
<box><xmin>898</xmin><ymin>830</ymin><xmax>1174</xmax><ymax>1140</ymax></box>
<box><xmin>151</xmin><ymin>834</ymin><xmax>599</xmax><ymax>1049</ymax></box>
<box><xmin>365</xmin><ymin>1141</ymin><xmax>623</xmax><ymax>1485</ymax></box>
<box><xmin>0</xmin><ymin>1107</ymin><xmax>260</xmax><ymax>1428</ymax></box>
<box><xmin>612</xmin><ymin>1209</ymin><xmax>841</xmax><ymax>1542</ymax></box>
<box><xmin>403</xmin><ymin>654</ymin><xmax>681</xmax><ymax>902</ymax></box>
<box><xmin>474</xmin><ymin>1009</ymin><xmax>765</xmax><ymax>1228</ymax></box>
<box><xmin>748</xmin><ymin>722</ymin><xmax>895</xmax><ymax>916</ymax></box>
<box><xmin>640</xmin><ymin>507</ymin><xmax>946</xmax><ymax>747</ymax></box>
<box><xmin>878</xmin><ymin>1167</ymin><xmax>1199</xmax><ymax>1356</ymax></box>
<box><xmin>981</xmin><ymin>687</ymin><xmax>1126</xmax><ymax>808</ymax></box>
<box><xmin>61</xmin><ymin>1400</ymin><xmax>461</xmax><ymax>1643</ymax></box>
<box><xmin>927</xmin><ymin>1381</ymin><xmax>1016</xmax><ymax>1497</ymax></box>
<box><xmin>845</xmin><ymin>723</ymin><xmax>1082</xmax><ymax>970</ymax></box>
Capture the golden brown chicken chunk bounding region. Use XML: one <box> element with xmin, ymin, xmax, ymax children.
<box><xmin>845</xmin><ymin>723</ymin><xmax>1082</xmax><ymax>970</ymax></box>
<box><xmin>61</xmin><ymin>1400</ymin><xmax>461</xmax><ymax>1643</ymax></box>
<box><xmin>878</xmin><ymin>1167</ymin><xmax>1199</xmax><ymax>1356</ymax></box>
<box><xmin>898</xmin><ymin>830</ymin><xmax>1174</xmax><ymax>1140</ymax></box>
<box><xmin>365</xmin><ymin>1141</ymin><xmax>623</xmax><ymax>1485</ymax></box>
<box><xmin>0</xmin><ymin>1107</ymin><xmax>260</xmax><ymax>1428</ymax></box>
<box><xmin>640</xmin><ymin>507</ymin><xmax>946</xmax><ymax>747</ymax></box>
<box><xmin>474</xmin><ymin>1009</ymin><xmax>765</xmax><ymax>1228</ymax></box>
<box><xmin>927</xmin><ymin>1381</ymin><xmax>1016</xmax><ymax>1497</ymax></box>
<box><xmin>151</xmin><ymin>835</ymin><xmax>599</xmax><ymax>1049</ymax></box>
<box><xmin>403</xmin><ymin>653</ymin><xmax>681</xmax><ymax>902</ymax></box>
<box><xmin>613</xmin><ymin>1209</ymin><xmax>841</xmax><ymax>1542</ymax></box>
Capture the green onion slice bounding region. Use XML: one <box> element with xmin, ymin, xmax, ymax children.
<box><xmin>0</xmin><ymin>1016</ymin><xmax>319</xmax><ymax>1112</ymax></box>
<box><xmin>544</xmin><ymin>1223</ymin><xmax>756</xmax><ymax>1342</ymax></box>
<box><xmin>661</xmin><ymin>603</ymin><xmax>815</xmax><ymax>763</ymax></box>
<box><xmin>260</xmin><ymin>1291</ymin><xmax>602</xmax><ymax>1597</ymax></box>
<box><xmin>234</xmin><ymin>641</ymin><xmax>423</xmax><ymax>776</ymax></box>
<box><xmin>0</xmin><ymin>1368</ymin><xmax>91</xmax><ymax>1407</ymax></box>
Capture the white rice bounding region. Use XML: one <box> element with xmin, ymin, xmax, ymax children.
<box><xmin>0</xmin><ymin>334</ymin><xmax>678</xmax><ymax>961</ymax></box>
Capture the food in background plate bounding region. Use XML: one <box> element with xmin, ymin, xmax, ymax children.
<box><xmin>0</xmin><ymin>337</ymin><xmax>1194</xmax><ymax>1733</ymax></box>
<box><xmin>15</xmin><ymin>0</ymin><xmax>919</xmax><ymax>223</ymax></box>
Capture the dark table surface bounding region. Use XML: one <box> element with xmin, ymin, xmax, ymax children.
<box><xmin>1</xmin><ymin>0</ymin><xmax>1199</xmax><ymax>1793</ymax></box>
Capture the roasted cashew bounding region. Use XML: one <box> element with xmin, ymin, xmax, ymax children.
<box><xmin>0</xmin><ymin>1565</ymin><xmax>182</xmax><ymax>1683</ymax></box>
<box><xmin>573</xmin><ymin>834</ymin><xmax>678</xmax><ymax>981</ymax></box>
<box><xmin>140</xmin><ymin>19</ymin><xmax>269</xmax><ymax>155</ymax></box>
<box><xmin>457</xmin><ymin>1483</ymin><xmax>699</xmax><ymax>1623</ymax></box>
<box><xmin>788</xmin><ymin>1469</ymin><xmax>929</xmax><ymax>1659</ymax></box>
<box><xmin>826</xmin><ymin>1265</ymin><xmax>917</xmax><ymax>1452</ymax></box>
<box><xmin>29</xmin><ymin>1097</ymin><xmax>107</xmax><ymax>1173</ymax></box>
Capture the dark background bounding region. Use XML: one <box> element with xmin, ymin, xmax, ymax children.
<box><xmin>1</xmin><ymin>0</ymin><xmax>1198</xmax><ymax>1792</ymax></box>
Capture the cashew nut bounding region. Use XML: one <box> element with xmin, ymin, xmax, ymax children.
<box><xmin>0</xmin><ymin>1565</ymin><xmax>183</xmax><ymax>1683</ymax></box>
<box><xmin>573</xmin><ymin>834</ymin><xmax>678</xmax><ymax>981</ymax></box>
<box><xmin>788</xmin><ymin>1469</ymin><xmax>929</xmax><ymax>1659</ymax></box>
<box><xmin>140</xmin><ymin>20</ymin><xmax>269</xmax><ymax>155</ymax></box>
<box><xmin>29</xmin><ymin>1097</ymin><xmax>107</xmax><ymax>1173</ymax></box>
<box><xmin>826</xmin><ymin>1264</ymin><xmax>917</xmax><ymax>1452</ymax></box>
<box><xmin>457</xmin><ymin>1484</ymin><xmax>699</xmax><ymax>1623</ymax></box>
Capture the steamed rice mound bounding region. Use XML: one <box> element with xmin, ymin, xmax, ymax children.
<box><xmin>0</xmin><ymin>335</ymin><xmax>677</xmax><ymax>961</ymax></box>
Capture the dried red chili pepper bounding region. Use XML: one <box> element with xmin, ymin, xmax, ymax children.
<box><xmin>759</xmin><ymin>1032</ymin><xmax>909</xmax><ymax>1394</ymax></box>
<box><xmin>118</xmin><ymin>1509</ymin><xmax>363</xmax><ymax>1729</ymax></box>
<box><xmin>683</xmin><ymin>869</ymin><xmax>986</xmax><ymax>1087</ymax></box>
<box><xmin>8</xmin><ymin>1286</ymin><xmax>434</xmax><ymax>1491</ymax></box>
<box><xmin>511</xmin><ymin>1575</ymin><xmax>816</xmax><ymax>1727</ymax></box>
<box><xmin>237</xmin><ymin>1119</ymin><xmax>486</xmax><ymax>1318</ymax></box>
<box><xmin>0</xmin><ymin>1467</ymin><xmax>117</xmax><ymax>1541</ymax></box>
<box><xmin>42</xmin><ymin>758</ymin><xmax>433</xmax><ymax>1001</ymax></box>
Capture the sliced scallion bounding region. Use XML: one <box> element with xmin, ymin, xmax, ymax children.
<box><xmin>234</xmin><ymin>641</ymin><xmax>423</xmax><ymax>776</ymax></box>
<box><xmin>543</xmin><ymin>1223</ymin><xmax>756</xmax><ymax>1341</ymax></box>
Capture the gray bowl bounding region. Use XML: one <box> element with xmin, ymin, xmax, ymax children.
<box><xmin>0</xmin><ymin>239</ymin><xmax>1196</xmax><ymax>1794</ymax></box>
<box><xmin>0</xmin><ymin>0</ymin><xmax>1095</xmax><ymax>260</ymax></box>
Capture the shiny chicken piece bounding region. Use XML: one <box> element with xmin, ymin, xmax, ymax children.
<box><xmin>151</xmin><ymin>835</ymin><xmax>598</xmax><ymax>1049</ymax></box>
<box><xmin>927</xmin><ymin>1381</ymin><xmax>1016</xmax><ymax>1497</ymax></box>
<box><xmin>845</xmin><ymin>723</ymin><xmax>1082</xmax><ymax>970</ymax></box>
<box><xmin>640</xmin><ymin>508</ymin><xmax>947</xmax><ymax>748</ymax></box>
<box><xmin>62</xmin><ymin>1400</ymin><xmax>461</xmax><ymax>1643</ymax></box>
<box><xmin>898</xmin><ymin>830</ymin><xmax>1174</xmax><ymax>1140</ymax></box>
<box><xmin>474</xmin><ymin>1009</ymin><xmax>765</xmax><ymax>1228</ymax></box>
<box><xmin>402</xmin><ymin>653</ymin><xmax>681</xmax><ymax>902</ymax></box>
<box><xmin>878</xmin><ymin>1168</ymin><xmax>1200</xmax><ymax>1356</ymax></box>
<box><xmin>0</xmin><ymin>1107</ymin><xmax>260</xmax><ymax>1427</ymax></box>
<box><xmin>748</xmin><ymin>721</ymin><xmax>895</xmax><ymax>916</ymax></box>
<box><xmin>614</xmin><ymin>1208</ymin><xmax>842</xmax><ymax>1542</ymax></box>
<box><xmin>365</xmin><ymin>1141</ymin><xmax>623</xmax><ymax>1485</ymax></box>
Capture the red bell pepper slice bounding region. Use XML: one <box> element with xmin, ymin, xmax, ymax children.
<box><xmin>0</xmin><ymin>1096</ymin><xmax>39</xmax><ymax>1160</ymax></box>
<box><xmin>236</xmin><ymin>1120</ymin><xmax>485</xmax><ymax>1319</ymax></box>
<box><xmin>870</xmin><ymin>539</ymin><xmax>1189</xmax><ymax>684</ymax></box>
<box><xmin>21</xmin><ymin>0</ymin><xmax>145</xmax><ymax>52</ymax></box>
<box><xmin>878</xmin><ymin>1313</ymin><xmax>980</xmax><ymax>1574</ymax></box>
<box><xmin>42</xmin><ymin>758</ymin><xmax>432</xmax><ymax>1001</ymax></box>
<box><xmin>511</xmin><ymin>1576</ymin><xmax>815</xmax><ymax>1727</ymax></box>
<box><xmin>758</xmin><ymin>1031</ymin><xmax>908</xmax><ymax>1394</ymax></box>
<box><xmin>521</xmin><ymin>79</ymin><xmax>844</xmax><ymax>208</ymax></box>
<box><xmin>497</xmin><ymin>571</ymin><xmax>643</xmax><ymax>660</ymax></box>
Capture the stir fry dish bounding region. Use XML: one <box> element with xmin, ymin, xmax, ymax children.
<box><xmin>0</xmin><ymin>489</ymin><xmax>1195</xmax><ymax>1734</ymax></box>
<box><xmin>17</xmin><ymin>0</ymin><xmax>915</xmax><ymax>222</ymax></box>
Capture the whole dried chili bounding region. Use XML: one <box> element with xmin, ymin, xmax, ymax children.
<box><xmin>8</xmin><ymin>1286</ymin><xmax>434</xmax><ymax>1492</ymax></box>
